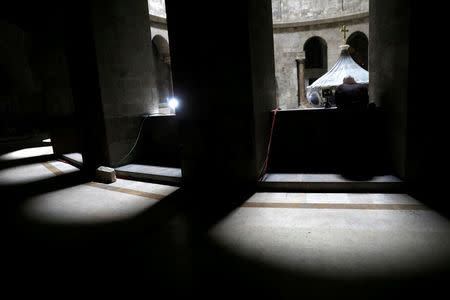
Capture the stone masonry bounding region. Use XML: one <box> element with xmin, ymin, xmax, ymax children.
<box><xmin>147</xmin><ymin>0</ymin><xmax>369</xmax><ymax>110</ymax></box>
<box><xmin>272</xmin><ymin>0</ymin><xmax>369</xmax><ymax>109</ymax></box>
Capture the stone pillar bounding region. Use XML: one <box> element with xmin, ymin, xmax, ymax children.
<box><xmin>65</xmin><ymin>0</ymin><xmax>158</xmax><ymax>170</ymax></box>
<box><xmin>163</xmin><ymin>55</ymin><xmax>174</xmax><ymax>99</ymax></box>
<box><xmin>165</xmin><ymin>0</ymin><xmax>276</xmax><ymax>189</ymax></box>
<box><xmin>296</xmin><ymin>52</ymin><xmax>306</xmax><ymax>108</ymax></box>
<box><xmin>369</xmin><ymin>0</ymin><xmax>410</xmax><ymax>179</ymax></box>
<box><xmin>91</xmin><ymin>0</ymin><xmax>158</xmax><ymax>167</ymax></box>
<box><xmin>64</xmin><ymin>2</ymin><xmax>109</xmax><ymax>175</ymax></box>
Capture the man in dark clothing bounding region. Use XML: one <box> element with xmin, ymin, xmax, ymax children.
<box><xmin>334</xmin><ymin>76</ymin><xmax>371</xmax><ymax>177</ymax></box>
<box><xmin>334</xmin><ymin>75</ymin><xmax>369</xmax><ymax>110</ymax></box>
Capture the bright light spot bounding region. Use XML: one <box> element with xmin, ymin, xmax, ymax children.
<box><xmin>168</xmin><ymin>98</ymin><xmax>179</xmax><ymax>110</ymax></box>
<box><xmin>42</xmin><ymin>138</ymin><xmax>51</xmax><ymax>143</ymax></box>
<box><xmin>20</xmin><ymin>181</ymin><xmax>176</xmax><ymax>225</ymax></box>
<box><xmin>0</xmin><ymin>146</ymin><xmax>54</xmax><ymax>161</ymax></box>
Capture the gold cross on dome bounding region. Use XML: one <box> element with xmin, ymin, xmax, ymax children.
<box><xmin>340</xmin><ymin>25</ymin><xmax>349</xmax><ymax>41</ymax></box>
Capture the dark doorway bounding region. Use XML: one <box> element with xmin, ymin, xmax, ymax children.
<box><xmin>152</xmin><ymin>35</ymin><xmax>173</xmax><ymax>105</ymax></box>
<box><xmin>347</xmin><ymin>31</ymin><xmax>368</xmax><ymax>70</ymax></box>
<box><xmin>304</xmin><ymin>36</ymin><xmax>327</xmax><ymax>69</ymax></box>
<box><xmin>304</xmin><ymin>36</ymin><xmax>327</xmax><ymax>85</ymax></box>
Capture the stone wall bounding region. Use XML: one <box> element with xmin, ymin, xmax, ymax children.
<box><xmin>150</xmin><ymin>24</ymin><xmax>169</xmax><ymax>41</ymax></box>
<box><xmin>148</xmin><ymin>0</ymin><xmax>168</xmax><ymax>40</ymax></box>
<box><xmin>90</xmin><ymin>0</ymin><xmax>159</xmax><ymax>167</ymax></box>
<box><xmin>272</xmin><ymin>0</ymin><xmax>369</xmax><ymax>109</ymax></box>
<box><xmin>273</xmin><ymin>16</ymin><xmax>369</xmax><ymax>109</ymax></box>
<box><xmin>272</xmin><ymin>0</ymin><xmax>369</xmax><ymax>22</ymax></box>
<box><xmin>148</xmin><ymin>0</ymin><xmax>166</xmax><ymax>18</ymax></box>
<box><xmin>0</xmin><ymin>21</ymin><xmax>42</xmax><ymax>137</ymax></box>
<box><xmin>145</xmin><ymin>0</ymin><xmax>369</xmax><ymax>110</ymax></box>
<box><xmin>369</xmin><ymin>0</ymin><xmax>410</xmax><ymax>179</ymax></box>
<box><xmin>148</xmin><ymin>1</ymin><xmax>169</xmax><ymax>112</ymax></box>
<box><xmin>0</xmin><ymin>19</ymin><xmax>76</xmax><ymax>140</ymax></box>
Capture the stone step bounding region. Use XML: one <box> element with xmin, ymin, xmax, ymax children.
<box><xmin>115</xmin><ymin>164</ymin><xmax>182</xmax><ymax>186</ymax></box>
<box><xmin>60</xmin><ymin>153</ymin><xmax>83</xmax><ymax>168</ymax></box>
<box><xmin>258</xmin><ymin>173</ymin><xmax>405</xmax><ymax>192</ymax></box>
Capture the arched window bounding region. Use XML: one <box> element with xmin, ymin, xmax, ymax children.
<box><xmin>152</xmin><ymin>35</ymin><xmax>172</xmax><ymax>104</ymax></box>
<box><xmin>347</xmin><ymin>31</ymin><xmax>368</xmax><ymax>70</ymax></box>
<box><xmin>303</xmin><ymin>36</ymin><xmax>327</xmax><ymax>85</ymax></box>
<box><xmin>304</xmin><ymin>36</ymin><xmax>327</xmax><ymax>69</ymax></box>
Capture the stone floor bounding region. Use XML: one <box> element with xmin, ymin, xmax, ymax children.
<box><xmin>209</xmin><ymin>192</ymin><xmax>449</xmax><ymax>278</ymax></box>
<box><xmin>1</xmin><ymin>145</ymin><xmax>449</xmax><ymax>299</ymax></box>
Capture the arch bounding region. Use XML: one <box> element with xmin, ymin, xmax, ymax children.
<box><xmin>346</xmin><ymin>31</ymin><xmax>368</xmax><ymax>70</ymax></box>
<box><xmin>303</xmin><ymin>36</ymin><xmax>328</xmax><ymax>86</ymax></box>
<box><xmin>152</xmin><ymin>35</ymin><xmax>172</xmax><ymax>105</ymax></box>
<box><xmin>152</xmin><ymin>35</ymin><xmax>170</xmax><ymax>57</ymax></box>
<box><xmin>303</xmin><ymin>36</ymin><xmax>327</xmax><ymax>69</ymax></box>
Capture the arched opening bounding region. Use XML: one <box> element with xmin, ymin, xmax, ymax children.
<box><xmin>303</xmin><ymin>36</ymin><xmax>327</xmax><ymax>85</ymax></box>
<box><xmin>152</xmin><ymin>35</ymin><xmax>173</xmax><ymax>107</ymax></box>
<box><xmin>347</xmin><ymin>31</ymin><xmax>368</xmax><ymax>70</ymax></box>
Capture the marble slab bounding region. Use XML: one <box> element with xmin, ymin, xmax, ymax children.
<box><xmin>115</xmin><ymin>164</ymin><xmax>181</xmax><ymax>185</ymax></box>
<box><xmin>61</xmin><ymin>153</ymin><xmax>83</xmax><ymax>168</ymax></box>
<box><xmin>259</xmin><ymin>173</ymin><xmax>404</xmax><ymax>192</ymax></box>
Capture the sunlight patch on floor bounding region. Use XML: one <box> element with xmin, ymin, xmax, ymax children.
<box><xmin>208</xmin><ymin>193</ymin><xmax>450</xmax><ymax>279</ymax></box>
<box><xmin>0</xmin><ymin>146</ymin><xmax>53</xmax><ymax>161</ymax></box>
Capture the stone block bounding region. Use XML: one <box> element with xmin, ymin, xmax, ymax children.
<box><xmin>95</xmin><ymin>166</ymin><xmax>117</xmax><ymax>183</ymax></box>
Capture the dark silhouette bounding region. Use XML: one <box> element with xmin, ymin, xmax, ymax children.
<box><xmin>334</xmin><ymin>75</ymin><xmax>368</xmax><ymax>110</ymax></box>
<box><xmin>334</xmin><ymin>76</ymin><xmax>371</xmax><ymax>177</ymax></box>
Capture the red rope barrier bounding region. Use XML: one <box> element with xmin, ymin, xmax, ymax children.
<box><xmin>259</xmin><ymin>107</ymin><xmax>280</xmax><ymax>181</ymax></box>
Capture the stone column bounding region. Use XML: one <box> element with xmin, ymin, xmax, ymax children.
<box><xmin>369</xmin><ymin>0</ymin><xmax>410</xmax><ymax>179</ymax></box>
<box><xmin>296</xmin><ymin>52</ymin><xmax>306</xmax><ymax>108</ymax></box>
<box><xmin>64</xmin><ymin>0</ymin><xmax>158</xmax><ymax>170</ymax></box>
<box><xmin>92</xmin><ymin>0</ymin><xmax>158</xmax><ymax>167</ymax></box>
<box><xmin>163</xmin><ymin>55</ymin><xmax>174</xmax><ymax>99</ymax></box>
<box><xmin>165</xmin><ymin>0</ymin><xmax>276</xmax><ymax>188</ymax></box>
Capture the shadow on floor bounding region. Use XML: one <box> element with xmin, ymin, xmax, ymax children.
<box><xmin>1</xmin><ymin>164</ymin><xmax>449</xmax><ymax>299</ymax></box>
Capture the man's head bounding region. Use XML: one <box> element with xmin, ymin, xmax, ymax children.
<box><xmin>343</xmin><ymin>75</ymin><xmax>356</xmax><ymax>84</ymax></box>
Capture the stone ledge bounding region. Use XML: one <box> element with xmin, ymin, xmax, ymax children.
<box><xmin>149</xmin><ymin>14</ymin><xmax>167</xmax><ymax>25</ymax></box>
<box><xmin>258</xmin><ymin>173</ymin><xmax>405</xmax><ymax>193</ymax></box>
<box><xmin>148</xmin><ymin>11</ymin><xmax>369</xmax><ymax>30</ymax></box>
<box><xmin>115</xmin><ymin>164</ymin><xmax>181</xmax><ymax>186</ymax></box>
<box><xmin>273</xmin><ymin>11</ymin><xmax>369</xmax><ymax>29</ymax></box>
